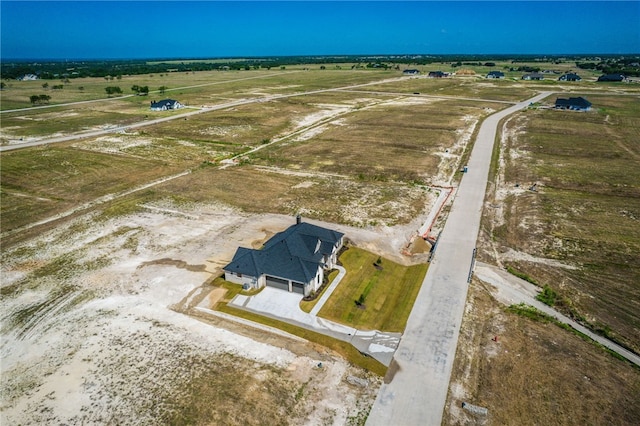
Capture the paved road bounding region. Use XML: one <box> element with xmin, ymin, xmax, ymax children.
<box><xmin>366</xmin><ymin>92</ymin><xmax>551</xmax><ymax>426</ymax></box>
<box><xmin>474</xmin><ymin>261</ymin><xmax>640</xmax><ymax>367</ymax></box>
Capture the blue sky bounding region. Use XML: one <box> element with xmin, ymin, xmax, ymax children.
<box><xmin>1</xmin><ymin>1</ymin><xmax>639</xmax><ymax>59</ymax></box>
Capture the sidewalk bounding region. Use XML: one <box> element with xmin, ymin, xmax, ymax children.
<box><xmin>229</xmin><ymin>286</ymin><xmax>400</xmax><ymax>366</ymax></box>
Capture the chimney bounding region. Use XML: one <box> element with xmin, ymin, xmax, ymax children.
<box><xmin>296</xmin><ymin>214</ymin><xmax>301</xmax><ymax>225</ymax></box>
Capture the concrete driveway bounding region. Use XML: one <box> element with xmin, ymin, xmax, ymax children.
<box><xmin>229</xmin><ymin>281</ymin><xmax>401</xmax><ymax>366</ymax></box>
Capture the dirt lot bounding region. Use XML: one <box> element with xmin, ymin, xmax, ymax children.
<box><xmin>1</xmin><ymin>201</ymin><xmax>403</xmax><ymax>425</ymax></box>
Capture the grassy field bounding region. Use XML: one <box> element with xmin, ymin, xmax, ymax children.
<box><xmin>483</xmin><ymin>93</ymin><xmax>640</xmax><ymax>353</ymax></box>
<box><xmin>444</xmin><ymin>279</ymin><xmax>640</xmax><ymax>425</ymax></box>
<box><xmin>317</xmin><ymin>247</ymin><xmax>428</xmax><ymax>332</ymax></box>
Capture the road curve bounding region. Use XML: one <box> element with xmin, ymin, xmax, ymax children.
<box><xmin>366</xmin><ymin>92</ymin><xmax>552</xmax><ymax>426</ymax></box>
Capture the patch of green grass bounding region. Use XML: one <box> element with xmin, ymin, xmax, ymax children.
<box><xmin>318</xmin><ymin>247</ymin><xmax>428</xmax><ymax>332</ymax></box>
<box><xmin>536</xmin><ymin>285</ymin><xmax>557</xmax><ymax>306</ymax></box>
<box><xmin>505</xmin><ymin>265</ymin><xmax>538</xmax><ymax>285</ymax></box>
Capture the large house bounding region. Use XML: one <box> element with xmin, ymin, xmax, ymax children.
<box><xmin>521</xmin><ymin>73</ymin><xmax>545</xmax><ymax>81</ymax></box>
<box><xmin>598</xmin><ymin>73</ymin><xmax>626</xmax><ymax>82</ymax></box>
<box><xmin>403</xmin><ymin>69</ymin><xmax>420</xmax><ymax>75</ymax></box>
<box><xmin>555</xmin><ymin>96</ymin><xmax>592</xmax><ymax>111</ymax></box>
<box><xmin>486</xmin><ymin>71</ymin><xmax>505</xmax><ymax>79</ymax></box>
<box><xmin>150</xmin><ymin>99</ymin><xmax>183</xmax><ymax>111</ymax></box>
<box><xmin>223</xmin><ymin>217</ymin><xmax>344</xmax><ymax>297</ymax></box>
<box><xmin>558</xmin><ymin>73</ymin><xmax>581</xmax><ymax>81</ymax></box>
<box><xmin>428</xmin><ymin>71</ymin><xmax>447</xmax><ymax>78</ymax></box>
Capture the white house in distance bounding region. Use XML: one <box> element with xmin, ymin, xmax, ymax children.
<box><xmin>223</xmin><ymin>216</ymin><xmax>344</xmax><ymax>297</ymax></box>
<box><xmin>150</xmin><ymin>99</ymin><xmax>183</xmax><ymax>111</ymax></box>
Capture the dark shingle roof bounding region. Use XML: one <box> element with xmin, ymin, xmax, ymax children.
<box><xmin>224</xmin><ymin>221</ymin><xmax>344</xmax><ymax>284</ymax></box>
<box><xmin>151</xmin><ymin>99</ymin><xmax>179</xmax><ymax>108</ymax></box>
<box><xmin>487</xmin><ymin>71</ymin><xmax>504</xmax><ymax>78</ymax></box>
<box><xmin>559</xmin><ymin>73</ymin><xmax>581</xmax><ymax>81</ymax></box>
<box><xmin>555</xmin><ymin>97</ymin><xmax>592</xmax><ymax>109</ymax></box>
<box><xmin>598</xmin><ymin>74</ymin><xmax>625</xmax><ymax>82</ymax></box>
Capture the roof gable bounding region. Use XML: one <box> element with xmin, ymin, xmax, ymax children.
<box><xmin>224</xmin><ymin>220</ymin><xmax>344</xmax><ymax>284</ymax></box>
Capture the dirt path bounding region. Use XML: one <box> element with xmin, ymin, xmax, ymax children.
<box><xmin>475</xmin><ymin>262</ymin><xmax>640</xmax><ymax>367</ymax></box>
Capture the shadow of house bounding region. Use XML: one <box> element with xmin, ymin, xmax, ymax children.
<box><xmin>223</xmin><ymin>216</ymin><xmax>344</xmax><ymax>297</ymax></box>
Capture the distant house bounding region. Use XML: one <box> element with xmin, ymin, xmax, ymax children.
<box><xmin>17</xmin><ymin>74</ymin><xmax>39</xmax><ymax>81</ymax></box>
<box><xmin>598</xmin><ymin>73</ymin><xmax>626</xmax><ymax>82</ymax></box>
<box><xmin>223</xmin><ymin>216</ymin><xmax>344</xmax><ymax>297</ymax></box>
<box><xmin>150</xmin><ymin>99</ymin><xmax>183</xmax><ymax>111</ymax></box>
<box><xmin>403</xmin><ymin>69</ymin><xmax>420</xmax><ymax>75</ymax></box>
<box><xmin>555</xmin><ymin>96</ymin><xmax>592</xmax><ymax>111</ymax></box>
<box><xmin>486</xmin><ymin>71</ymin><xmax>505</xmax><ymax>79</ymax></box>
<box><xmin>558</xmin><ymin>73</ymin><xmax>582</xmax><ymax>81</ymax></box>
<box><xmin>428</xmin><ymin>71</ymin><xmax>447</xmax><ymax>78</ymax></box>
<box><xmin>521</xmin><ymin>73</ymin><xmax>544</xmax><ymax>81</ymax></box>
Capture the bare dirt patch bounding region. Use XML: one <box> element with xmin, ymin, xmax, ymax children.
<box><xmin>1</xmin><ymin>202</ymin><xmax>383</xmax><ymax>425</ymax></box>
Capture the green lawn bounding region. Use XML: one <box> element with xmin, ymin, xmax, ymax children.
<box><xmin>318</xmin><ymin>247</ymin><xmax>428</xmax><ymax>332</ymax></box>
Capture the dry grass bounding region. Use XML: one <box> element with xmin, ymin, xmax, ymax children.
<box><xmin>444</xmin><ymin>280</ymin><xmax>640</xmax><ymax>426</ymax></box>
<box><xmin>250</xmin><ymin>99</ymin><xmax>502</xmax><ymax>183</ymax></box>
<box><xmin>481</xmin><ymin>94</ymin><xmax>640</xmax><ymax>353</ymax></box>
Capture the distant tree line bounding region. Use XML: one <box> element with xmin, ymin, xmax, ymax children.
<box><xmin>576</xmin><ymin>58</ymin><xmax>640</xmax><ymax>77</ymax></box>
<box><xmin>3</xmin><ymin>54</ymin><xmax>638</xmax><ymax>80</ymax></box>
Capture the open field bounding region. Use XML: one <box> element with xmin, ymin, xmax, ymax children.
<box><xmin>444</xmin><ymin>279</ymin><xmax>640</xmax><ymax>425</ymax></box>
<box><xmin>3</xmin><ymin>63</ymin><xmax>640</xmax><ymax>424</ymax></box>
<box><xmin>480</xmin><ymin>93</ymin><xmax>640</xmax><ymax>354</ymax></box>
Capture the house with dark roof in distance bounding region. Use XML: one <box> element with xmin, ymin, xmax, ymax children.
<box><xmin>521</xmin><ymin>73</ymin><xmax>545</xmax><ymax>81</ymax></box>
<box><xmin>598</xmin><ymin>73</ymin><xmax>626</xmax><ymax>82</ymax></box>
<box><xmin>150</xmin><ymin>99</ymin><xmax>183</xmax><ymax>111</ymax></box>
<box><xmin>428</xmin><ymin>71</ymin><xmax>447</xmax><ymax>78</ymax></box>
<box><xmin>223</xmin><ymin>216</ymin><xmax>344</xmax><ymax>296</ymax></box>
<box><xmin>486</xmin><ymin>71</ymin><xmax>505</xmax><ymax>79</ymax></box>
<box><xmin>555</xmin><ymin>96</ymin><xmax>592</xmax><ymax>111</ymax></box>
<box><xmin>403</xmin><ymin>69</ymin><xmax>420</xmax><ymax>75</ymax></box>
<box><xmin>559</xmin><ymin>73</ymin><xmax>582</xmax><ymax>81</ymax></box>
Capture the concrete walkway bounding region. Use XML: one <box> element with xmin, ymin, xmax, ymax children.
<box><xmin>229</xmin><ymin>286</ymin><xmax>400</xmax><ymax>366</ymax></box>
<box><xmin>367</xmin><ymin>93</ymin><xmax>552</xmax><ymax>426</ymax></box>
<box><xmin>475</xmin><ymin>262</ymin><xmax>640</xmax><ymax>367</ymax></box>
<box><xmin>310</xmin><ymin>265</ymin><xmax>346</xmax><ymax>316</ymax></box>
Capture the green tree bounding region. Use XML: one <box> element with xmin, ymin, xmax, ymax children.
<box><xmin>105</xmin><ymin>86</ymin><xmax>122</xmax><ymax>96</ymax></box>
<box><xmin>0</xmin><ymin>82</ymin><xmax>6</xmax><ymax>90</ymax></box>
<box><xmin>139</xmin><ymin>85</ymin><xmax>149</xmax><ymax>95</ymax></box>
<box><xmin>158</xmin><ymin>86</ymin><xmax>167</xmax><ymax>94</ymax></box>
<box><xmin>42</xmin><ymin>82</ymin><xmax>49</xmax><ymax>89</ymax></box>
<box><xmin>30</xmin><ymin>94</ymin><xmax>50</xmax><ymax>105</ymax></box>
